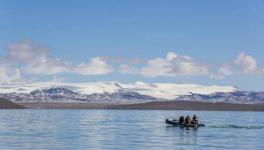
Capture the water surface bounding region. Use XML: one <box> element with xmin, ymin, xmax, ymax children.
<box><xmin>0</xmin><ymin>110</ymin><xmax>263</xmax><ymax>150</ymax></box>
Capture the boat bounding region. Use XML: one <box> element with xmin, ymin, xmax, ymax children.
<box><xmin>165</xmin><ymin>118</ymin><xmax>205</xmax><ymax>128</ymax></box>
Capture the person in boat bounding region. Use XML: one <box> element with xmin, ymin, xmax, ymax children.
<box><xmin>191</xmin><ymin>115</ymin><xmax>198</xmax><ymax>124</ymax></box>
<box><xmin>179</xmin><ymin>116</ymin><xmax>185</xmax><ymax>124</ymax></box>
<box><xmin>185</xmin><ymin>115</ymin><xmax>192</xmax><ymax>124</ymax></box>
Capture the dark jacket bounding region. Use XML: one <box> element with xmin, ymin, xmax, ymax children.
<box><xmin>179</xmin><ymin>116</ymin><xmax>185</xmax><ymax>124</ymax></box>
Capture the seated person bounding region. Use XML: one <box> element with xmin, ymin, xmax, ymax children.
<box><xmin>191</xmin><ymin>115</ymin><xmax>198</xmax><ymax>124</ymax></box>
<box><xmin>179</xmin><ymin>116</ymin><xmax>185</xmax><ymax>124</ymax></box>
<box><xmin>185</xmin><ymin>115</ymin><xmax>192</xmax><ymax>124</ymax></box>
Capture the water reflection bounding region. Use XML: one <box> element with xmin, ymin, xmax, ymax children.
<box><xmin>0</xmin><ymin>110</ymin><xmax>263</xmax><ymax>150</ymax></box>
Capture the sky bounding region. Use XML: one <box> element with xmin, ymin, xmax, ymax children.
<box><xmin>0</xmin><ymin>0</ymin><xmax>264</xmax><ymax>90</ymax></box>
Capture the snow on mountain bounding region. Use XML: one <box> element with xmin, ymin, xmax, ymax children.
<box><xmin>1</xmin><ymin>81</ymin><xmax>263</xmax><ymax>104</ymax></box>
<box><xmin>124</xmin><ymin>82</ymin><xmax>237</xmax><ymax>99</ymax></box>
<box><xmin>177</xmin><ymin>91</ymin><xmax>264</xmax><ymax>104</ymax></box>
<box><xmin>0</xmin><ymin>81</ymin><xmax>237</xmax><ymax>100</ymax></box>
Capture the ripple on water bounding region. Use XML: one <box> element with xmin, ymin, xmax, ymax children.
<box><xmin>0</xmin><ymin>110</ymin><xmax>263</xmax><ymax>150</ymax></box>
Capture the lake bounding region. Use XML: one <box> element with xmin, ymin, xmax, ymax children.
<box><xmin>0</xmin><ymin>110</ymin><xmax>263</xmax><ymax>150</ymax></box>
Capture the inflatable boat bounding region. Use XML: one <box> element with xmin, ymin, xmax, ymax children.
<box><xmin>165</xmin><ymin>118</ymin><xmax>205</xmax><ymax>128</ymax></box>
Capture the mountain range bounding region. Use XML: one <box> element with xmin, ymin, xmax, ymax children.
<box><xmin>0</xmin><ymin>81</ymin><xmax>263</xmax><ymax>104</ymax></box>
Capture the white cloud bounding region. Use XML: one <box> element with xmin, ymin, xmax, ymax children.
<box><xmin>166</xmin><ymin>52</ymin><xmax>192</xmax><ymax>62</ymax></box>
<box><xmin>7</xmin><ymin>40</ymin><xmax>49</xmax><ymax>63</ymax></box>
<box><xmin>0</xmin><ymin>63</ymin><xmax>21</xmax><ymax>84</ymax></box>
<box><xmin>118</xmin><ymin>64</ymin><xmax>138</xmax><ymax>74</ymax></box>
<box><xmin>74</xmin><ymin>57</ymin><xmax>113</xmax><ymax>75</ymax></box>
<box><xmin>170</xmin><ymin>61</ymin><xmax>208</xmax><ymax>76</ymax></box>
<box><xmin>3</xmin><ymin>40</ymin><xmax>264</xmax><ymax>81</ymax></box>
<box><xmin>140</xmin><ymin>58</ymin><xmax>172</xmax><ymax>77</ymax></box>
<box><xmin>218</xmin><ymin>65</ymin><xmax>233</xmax><ymax>76</ymax></box>
<box><xmin>120</xmin><ymin>52</ymin><xmax>209</xmax><ymax>77</ymax></box>
<box><xmin>211</xmin><ymin>65</ymin><xmax>233</xmax><ymax>79</ymax></box>
<box><xmin>4</xmin><ymin>40</ymin><xmax>114</xmax><ymax>76</ymax></box>
<box><xmin>24</xmin><ymin>56</ymin><xmax>69</xmax><ymax>75</ymax></box>
<box><xmin>6</xmin><ymin>40</ymin><xmax>70</xmax><ymax>75</ymax></box>
<box><xmin>166</xmin><ymin>51</ymin><xmax>178</xmax><ymax>61</ymax></box>
<box><xmin>235</xmin><ymin>52</ymin><xmax>257</xmax><ymax>74</ymax></box>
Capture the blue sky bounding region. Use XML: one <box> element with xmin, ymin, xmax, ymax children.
<box><xmin>0</xmin><ymin>0</ymin><xmax>264</xmax><ymax>90</ymax></box>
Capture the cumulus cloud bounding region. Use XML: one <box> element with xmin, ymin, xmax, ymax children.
<box><xmin>74</xmin><ymin>57</ymin><xmax>113</xmax><ymax>75</ymax></box>
<box><xmin>211</xmin><ymin>52</ymin><xmax>264</xmax><ymax>79</ymax></box>
<box><xmin>118</xmin><ymin>64</ymin><xmax>138</xmax><ymax>74</ymax></box>
<box><xmin>235</xmin><ymin>52</ymin><xmax>257</xmax><ymax>74</ymax></box>
<box><xmin>2</xmin><ymin>40</ymin><xmax>264</xmax><ymax>83</ymax></box>
<box><xmin>140</xmin><ymin>58</ymin><xmax>172</xmax><ymax>77</ymax></box>
<box><xmin>211</xmin><ymin>65</ymin><xmax>233</xmax><ymax>79</ymax></box>
<box><xmin>218</xmin><ymin>65</ymin><xmax>233</xmax><ymax>76</ymax></box>
<box><xmin>2</xmin><ymin>40</ymin><xmax>115</xmax><ymax>77</ymax></box>
<box><xmin>6</xmin><ymin>40</ymin><xmax>70</xmax><ymax>75</ymax></box>
<box><xmin>24</xmin><ymin>56</ymin><xmax>69</xmax><ymax>75</ymax></box>
<box><xmin>7</xmin><ymin>40</ymin><xmax>49</xmax><ymax>63</ymax></box>
<box><xmin>166</xmin><ymin>51</ymin><xmax>192</xmax><ymax>62</ymax></box>
<box><xmin>0</xmin><ymin>63</ymin><xmax>21</xmax><ymax>84</ymax></box>
<box><xmin>166</xmin><ymin>51</ymin><xmax>178</xmax><ymax>61</ymax></box>
<box><xmin>119</xmin><ymin>52</ymin><xmax>209</xmax><ymax>77</ymax></box>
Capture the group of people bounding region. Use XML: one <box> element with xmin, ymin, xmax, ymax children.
<box><xmin>179</xmin><ymin>115</ymin><xmax>198</xmax><ymax>125</ymax></box>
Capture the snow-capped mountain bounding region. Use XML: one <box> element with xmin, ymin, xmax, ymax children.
<box><xmin>1</xmin><ymin>81</ymin><xmax>262</xmax><ymax>104</ymax></box>
<box><xmin>177</xmin><ymin>91</ymin><xmax>264</xmax><ymax>104</ymax></box>
<box><xmin>0</xmin><ymin>86</ymin><xmax>159</xmax><ymax>103</ymax></box>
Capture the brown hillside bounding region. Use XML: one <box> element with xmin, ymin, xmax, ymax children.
<box><xmin>0</xmin><ymin>98</ymin><xmax>25</xmax><ymax>109</ymax></box>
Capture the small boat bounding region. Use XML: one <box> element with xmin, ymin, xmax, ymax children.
<box><xmin>165</xmin><ymin>118</ymin><xmax>205</xmax><ymax>128</ymax></box>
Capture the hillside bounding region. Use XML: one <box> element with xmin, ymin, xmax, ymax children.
<box><xmin>0</xmin><ymin>98</ymin><xmax>25</xmax><ymax>109</ymax></box>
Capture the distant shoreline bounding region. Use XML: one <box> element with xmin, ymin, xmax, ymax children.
<box><xmin>19</xmin><ymin>101</ymin><xmax>264</xmax><ymax>111</ymax></box>
<box><xmin>0</xmin><ymin>98</ymin><xmax>25</xmax><ymax>109</ymax></box>
<box><xmin>1</xmin><ymin>97</ymin><xmax>263</xmax><ymax>111</ymax></box>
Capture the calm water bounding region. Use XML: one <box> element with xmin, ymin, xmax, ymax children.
<box><xmin>0</xmin><ymin>110</ymin><xmax>263</xmax><ymax>150</ymax></box>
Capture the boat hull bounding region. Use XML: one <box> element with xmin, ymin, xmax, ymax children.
<box><xmin>165</xmin><ymin>118</ymin><xmax>205</xmax><ymax>128</ymax></box>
